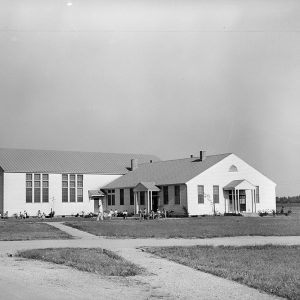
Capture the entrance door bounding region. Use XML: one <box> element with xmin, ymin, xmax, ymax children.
<box><xmin>94</xmin><ymin>198</ymin><xmax>99</xmax><ymax>213</ymax></box>
<box><xmin>239</xmin><ymin>190</ymin><xmax>246</xmax><ymax>211</ymax></box>
<box><xmin>152</xmin><ymin>192</ymin><xmax>159</xmax><ymax>211</ymax></box>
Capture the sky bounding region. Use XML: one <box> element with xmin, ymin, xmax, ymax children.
<box><xmin>0</xmin><ymin>0</ymin><xmax>299</xmax><ymax>196</ymax></box>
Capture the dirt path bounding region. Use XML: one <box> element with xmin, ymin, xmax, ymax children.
<box><xmin>1</xmin><ymin>222</ymin><xmax>298</xmax><ymax>300</ymax></box>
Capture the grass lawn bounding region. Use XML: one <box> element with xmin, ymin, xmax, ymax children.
<box><xmin>64</xmin><ymin>214</ymin><xmax>300</xmax><ymax>238</ymax></box>
<box><xmin>17</xmin><ymin>248</ymin><xmax>143</xmax><ymax>276</ymax></box>
<box><xmin>146</xmin><ymin>245</ymin><xmax>300</xmax><ymax>300</ymax></box>
<box><xmin>0</xmin><ymin>220</ymin><xmax>71</xmax><ymax>240</ymax></box>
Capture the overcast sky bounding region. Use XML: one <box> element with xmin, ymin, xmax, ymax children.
<box><xmin>0</xmin><ymin>0</ymin><xmax>299</xmax><ymax>196</ymax></box>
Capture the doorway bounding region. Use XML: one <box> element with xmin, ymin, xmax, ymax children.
<box><xmin>239</xmin><ymin>190</ymin><xmax>246</xmax><ymax>211</ymax></box>
<box><xmin>152</xmin><ymin>192</ymin><xmax>159</xmax><ymax>211</ymax></box>
<box><xmin>94</xmin><ymin>198</ymin><xmax>99</xmax><ymax>213</ymax></box>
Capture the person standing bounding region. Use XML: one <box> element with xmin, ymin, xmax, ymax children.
<box><xmin>97</xmin><ymin>201</ymin><xmax>104</xmax><ymax>221</ymax></box>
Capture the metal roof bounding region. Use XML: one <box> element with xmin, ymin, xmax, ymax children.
<box><xmin>0</xmin><ymin>148</ymin><xmax>160</xmax><ymax>174</ymax></box>
<box><xmin>103</xmin><ymin>153</ymin><xmax>232</xmax><ymax>188</ymax></box>
<box><xmin>88</xmin><ymin>190</ymin><xmax>105</xmax><ymax>198</ymax></box>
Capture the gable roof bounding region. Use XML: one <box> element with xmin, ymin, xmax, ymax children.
<box><xmin>103</xmin><ymin>153</ymin><xmax>231</xmax><ymax>189</ymax></box>
<box><xmin>134</xmin><ymin>182</ymin><xmax>160</xmax><ymax>192</ymax></box>
<box><xmin>0</xmin><ymin>148</ymin><xmax>160</xmax><ymax>174</ymax></box>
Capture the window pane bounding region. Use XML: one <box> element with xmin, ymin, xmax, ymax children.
<box><xmin>130</xmin><ymin>188</ymin><xmax>134</xmax><ymax>205</ymax></box>
<box><xmin>42</xmin><ymin>181</ymin><xmax>48</xmax><ymax>188</ymax></box>
<box><xmin>120</xmin><ymin>189</ymin><xmax>124</xmax><ymax>205</ymax></box>
<box><xmin>213</xmin><ymin>185</ymin><xmax>219</xmax><ymax>203</ymax></box>
<box><xmin>34</xmin><ymin>174</ymin><xmax>40</xmax><ymax>180</ymax></box>
<box><xmin>77</xmin><ymin>181</ymin><xmax>83</xmax><ymax>187</ymax></box>
<box><xmin>26</xmin><ymin>181</ymin><xmax>32</xmax><ymax>188</ymax></box>
<box><xmin>77</xmin><ymin>175</ymin><xmax>83</xmax><ymax>181</ymax></box>
<box><xmin>62</xmin><ymin>174</ymin><xmax>68</xmax><ymax>181</ymax></box>
<box><xmin>256</xmin><ymin>186</ymin><xmax>260</xmax><ymax>203</ymax></box>
<box><xmin>34</xmin><ymin>181</ymin><xmax>41</xmax><ymax>188</ymax></box>
<box><xmin>26</xmin><ymin>188</ymin><xmax>32</xmax><ymax>203</ymax></box>
<box><xmin>198</xmin><ymin>185</ymin><xmax>204</xmax><ymax>204</ymax></box>
<box><xmin>108</xmin><ymin>195</ymin><xmax>111</xmax><ymax>206</ymax></box>
<box><xmin>70</xmin><ymin>181</ymin><xmax>75</xmax><ymax>188</ymax></box>
<box><xmin>70</xmin><ymin>174</ymin><xmax>75</xmax><ymax>181</ymax></box>
<box><xmin>62</xmin><ymin>181</ymin><xmax>68</xmax><ymax>188</ymax></box>
<box><xmin>77</xmin><ymin>188</ymin><xmax>83</xmax><ymax>202</ymax></box>
<box><xmin>34</xmin><ymin>188</ymin><xmax>41</xmax><ymax>202</ymax></box>
<box><xmin>62</xmin><ymin>188</ymin><xmax>68</xmax><ymax>202</ymax></box>
<box><xmin>175</xmin><ymin>185</ymin><xmax>180</xmax><ymax>204</ymax></box>
<box><xmin>42</xmin><ymin>174</ymin><xmax>49</xmax><ymax>181</ymax></box>
<box><xmin>42</xmin><ymin>188</ymin><xmax>49</xmax><ymax>202</ymax></box>
<box><xmin>163</xmin><ymin>186</ymin><xmax>169</xmax><ymax>205</ymax></box>
<box><xmin>70</xmin><ymin>188</ymin><xmax>76</xmax><ymax>202</ymax></box>
<box><xmin>112</xmin><ymin>195</ymin><xmax>115</xmax><ymax>205</ymax></box>
<box><xmin>26</xmin><ymin>173</ymin><xmax>32</xmax><ymax>181</ymax></box>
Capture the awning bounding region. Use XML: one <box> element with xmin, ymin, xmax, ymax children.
<box><xmin>223</xmin><ymin>179</ymin><xmax>256</xmax><ymax>190</ymax></box>
<box><xmin>134</xmin><ymin>182</ymin><xmax>160</xmax><ymax>192</ymax></box>
<box><xmin>88</xmin><ymin>190</ymin><xmax>105</xmax><ymax>198</ymax></box>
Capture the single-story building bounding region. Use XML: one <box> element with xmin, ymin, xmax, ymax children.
<box><xmin>0</xmin><ymin>148</ymin><xmax>159</xmax><ymax>216</ymax></box>
<box><xmin>102</xmin><ymin>151</ymin><xmax>276</xmax><ymax>216</ymax></box>
<box><xmin>0</xmin><ymin>148</ymin><xmax>276</xmax><ymax>217</ymax></box>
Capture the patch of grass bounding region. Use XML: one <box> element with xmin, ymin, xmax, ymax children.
<box><xmin>145</xmin><ymin>245</ymin><xmax>300</xmax><ymax>300</ymax></box>
<box><xmin>16</xmin><ymin>248</ymin><xmax>143</xmax><ymax>276</ymax></box>
<box><xmin>64</xmin><ymin>214</ymin><xmax>300</xmax><ymax>239</ymax></box>
<box><xmin>0</xmin><ymin>221</ymin><xmax>71</xmax><ymax>240</ymax></box>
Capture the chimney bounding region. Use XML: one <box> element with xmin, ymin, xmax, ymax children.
<box><xmin>199</xmin><ymin>151</ymin><xmax>206</xmax><ymax>161</ymax></box>
<box><xmin>150</xmin><ymin>160</ymin><xmax>153</xmax><ymax>163</ymax></box>
<box><xmin>131</xmin><ymin>158</ymin><xmax>138</xmax><ymax>171</ymax></box>
<box><xmin>190</xmin><ymin>155</ymin><xmax>193</xmax><ymax>158</ymax></box>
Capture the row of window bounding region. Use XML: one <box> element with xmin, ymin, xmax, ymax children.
<box><xmin>106</xmin><ymin>186</ymin><xmax>181</xmax><ymax>206</ymax></box>
<box><xmin>26</xmin><ymin>174</ymin><xmax>83</xmax><ymax>203</ymax></box>
<box><xmin>197</xmin><ymin>185</ymin><xmax>219</xmax><ymax>204</ymax></box>
<box><xmin>26</xmin><ymin>173</ymin><xmax>49</xmax><ymax>203</ymax></box>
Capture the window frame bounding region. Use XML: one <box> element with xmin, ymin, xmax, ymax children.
<box><xmin>174</xmin><ymin>185</ymin><xmax>180</xmax><ymax>205</ymax></box>
<box><xmin>213</xmin><ymin>185</ymin><xmax>219</xmax><ymax>204</ymax></box>
<box><xmin>130</xmin><ymin>188</ymin><xmax>134</xmax><ymax>205</ymax></box>
<box><xmin>163</xmin><ymin>186</ymin><xmax>169</xmax><ymax>205</ymax></box>
<box><xmin>198</xmin><ymin>185</ymin><xmax>204</xmax><ymax>204</ymax></box>
<box><xmin>120</xmin><ymin>189</ymin><xmax>124</xmax><ymax>205</ymax></box>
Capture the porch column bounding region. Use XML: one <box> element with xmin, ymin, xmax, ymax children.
<box><xmin>224</xmin><ymin>190</ymin><xmax>227</xmax><ymax>213</ymax></box>
<box><xmin>237</xmin><ymin>189</ymin><xmax>240</xmax><ymax>213</ymax></box>
<box><xmin>147</xmin><ymin>191</ymin><xmax>150</xmax><ymax>214</ymax></box>
<box><xmin>235</xmin><ymin>189</ymin><xmax>238</xmax><ymax>213</ymax></box>
<box><xmin>150</xmin><ymin>191</ymin><xmax>152</xmax><ymax>211</ymax></box>
<box><xmin>251</xmin><ymin>189</ymin><xmax>254</xmax><ymax>213</ymax></box>
<box><xmin>254</xmin><ymin>189</ymin><xmax>256</xmax><ymax>213</ymax></box>
<box><xmin>134</xmin><ymin>192</ymin><xmax>139</xmax><ymax>214</ymax></box>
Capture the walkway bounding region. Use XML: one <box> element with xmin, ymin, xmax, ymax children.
<box><xmin>1</xmin><ymin>222</ymin><xmax>298</xmax><ymax>300</ymax></box>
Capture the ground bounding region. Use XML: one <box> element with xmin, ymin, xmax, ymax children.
<box><xmin>0</xmin><ymin>220</ymin><xmax>71</xmax><ymax>240</ymax></box>
<box><xmin>64</xmin><ymin>213</ymin><xmax>300</xmax><ymax>238</ymax></box>
<box><xmin>145</xmin><ymin>245</ymin><xmax>300</xmax><ymax>300</ymax></box>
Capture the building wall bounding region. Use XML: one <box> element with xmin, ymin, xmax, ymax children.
<box><xmin>3</xmin><ymin>172</ymin><xmax>121</xmax><ymax>217</ymax></box>
<box><xmin>186</xmin><ymin>154</ymin><xmax>276</xmax><ymax>215</ymax></box>
<box><xmin>104</xmin><ymin>184</ymin><xmax>188</xmax><ymax>215</ymax></box>
<box><xmin>0</xmin><ymin>170</ymin><xmax>3</xmax><ymax>214</ymax></box>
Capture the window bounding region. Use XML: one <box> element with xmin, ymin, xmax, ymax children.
<box><xmin>42</xmin><ymin>174</ymin><xmax>49</xmax><ymax>203</ymax></box>
<box><xmin>70</xmin><ymin>174</ymin><xmax>75</xmax><ymax>202</ymax></box>
<box><xmin>62</xmin><ymin>174</ymin><xmax>68</xmax><ymax>202</ymax></box>
<box><xmin>174</xmin><ymin>185</ymin><xmax>180</xmax><ymax>204</ymax></box>
<box><xmin>256</xmin><ymin>186</ymin><xmax>260</xmax><ymax>203</ymax></box>
<box><xmin>26</xmin><ymin>173</ymin><xmax>48</xmax><ymax>203</ymax></box>
<box><xmin>140</xmin><ymin>191</ymin><xmax>145</xmax><ymax>205</ymax></box>
<box><xmin>77</xmin><ymin>188</ymin><xmax>83</xmax><ymax>202</ymax></box>
<box><xmin>198</xmin><ymin>185</ymin><xmax>204</xmax><ymax>204</ymax></box>
<box><xmin>70</xmin><ymin>188</ymin><xmax>76</xmax><ymax>202</ymax></box>
<box><xmin>130</xmin><ymin>188</ymin><xmax>134</xmax><ymax>205</ymax></box>
<box><xmin>163</xmin><ymin>186</ymin><xmax>168</xmax><ymax>205</ymax></box>
<box><xmin>120</xmin><ymin>189</ymin><xmax>124</xmax><ymax>205</ymax></box>
<box><xmin>107</xmin><ymin>189</ymin><xmax>115</xmax><ymax>206</ymax></box>
<box><xmin>34</xmin><ymin>187</ymin><xmax>41</xmax><ymax>203</ymax></box>
<box><xmin>26</xmin><ymin>173</ymin><xmax>33</xmax><ymax>203</ymax></box>
<box><xmin>77</xmin><ymin>174</ymin><xmax>83</xmax><ymax>202</ymax></box>
<box><xmin>213</xmin><ymin>185</ymin><xmax>219</xmax><ymax>203</ymax></box>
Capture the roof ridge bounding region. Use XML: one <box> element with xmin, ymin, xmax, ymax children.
<box><xmin>0</xmin><ymin>147</ymin><xmax>158</xmax><ymax>157</ymax></box>
<box><xmin>138</xmin><ymin>153</ymin><xmax>232</xmax><ymax>166</ymax></box>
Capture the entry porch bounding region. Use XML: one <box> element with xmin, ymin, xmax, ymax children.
<box><xmin>133</xmin><ymin>182</ymin><xmax>160</xmax><ymax>214</ymax></box>
<box><xmin>223</xmin><ymin>180</ymin><xmax>257</xmax><ymax>213</ymax></box>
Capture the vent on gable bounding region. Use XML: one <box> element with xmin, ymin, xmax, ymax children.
<box><xmin>229</xmin><ymin>165</ymin><xmax>238</xmax><ymax>172</ymax></box>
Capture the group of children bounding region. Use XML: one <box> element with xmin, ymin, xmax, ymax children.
<box><xmin>138</xmin><ymin>208</ymin><xmax>167</xmax><ymax>220</ymax></box>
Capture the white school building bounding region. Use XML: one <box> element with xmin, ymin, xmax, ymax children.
<box><xmin>0</xmin><ymin>148</ymin><xmax>276</xmax><ymax>217</ymax></box>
